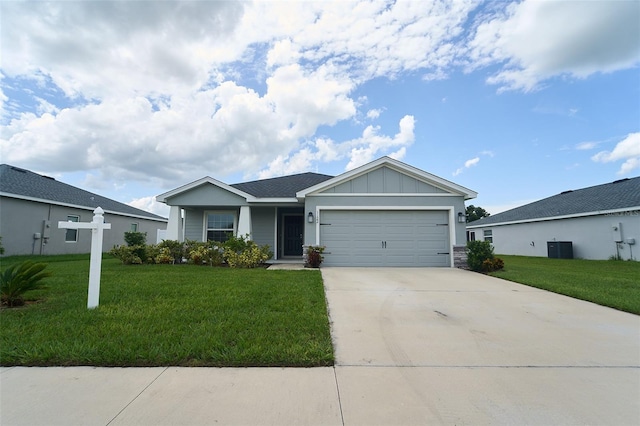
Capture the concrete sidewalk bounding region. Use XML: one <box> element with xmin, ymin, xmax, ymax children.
<box><xmin>1</xmin><ymin>267</ymin><xmax>639</xmax><ymax>425</ymax></box>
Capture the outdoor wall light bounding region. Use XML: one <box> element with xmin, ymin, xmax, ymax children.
<box><xmin>308</xmin><ymin>212</ymin><xmax>314</xmax><ymax>223</ymax></box>
<box><xmin>458</xmin><ymin>212</ymin><xmax>466</xmax><ymax>223</ymax></box>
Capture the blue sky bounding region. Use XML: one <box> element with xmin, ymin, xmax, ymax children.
<box><xmin>1</xmin><ymin>0</ymin><xmax>639</xmax><ymax>217</ymax></box>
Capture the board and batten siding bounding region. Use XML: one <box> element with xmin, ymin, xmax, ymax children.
<box><xmin>250</xmin><ymin>207</ymin><xmax>276</xmax><ymax>249</ymax></box>
<box><xmin>319</xmin><ymin>166</ymin><xmax>448</xmax><ymax>194</ymax></box>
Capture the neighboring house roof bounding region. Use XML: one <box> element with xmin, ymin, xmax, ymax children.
<box><xmin>0</xmin><ymin>164</ymin><xmax>166</xmax><ymax>221</ymax></box>
<box><xmin>468</xmin><ymin>176</ymin><xmax>640</xmax><ymax>227</ymax></box>
<box><xmin>230</xmin><ymin>172</ymin><xmax>334</xmax><ymax>198</ymax></box>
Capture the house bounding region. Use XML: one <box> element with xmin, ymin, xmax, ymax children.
<box><xmin>467</xmin><ymin>176</ymin><xmax>640</xmax><ymax>261</ymax></box>
<box><xmin>156</xmin><ymin>157</ymin><xmax>477</xmax><ymax>267</ymax></box>
<box><xmin>0</xmin><ymin>164</ymin><xmax>167</xmax><ymax>256</ymax></box>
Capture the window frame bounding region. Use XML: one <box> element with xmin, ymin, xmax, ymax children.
<box><xmin>203</xmin><ymin>210</ymin><xmax>237</xmax><ymax>242</ymax></box>
<box><xmin>130</xmin><ymin>223</ymin><xmax>139</xmax><ymax>232</ymax></box>
<box><xmin>65</xmin><ymin>215</ymin><xmax>80</xmax><ymax>242</ymax></box>
<box><xmin>483</xmin><ymin>229</ymin><xmax>493</xmax><ymax>244</ymax></box>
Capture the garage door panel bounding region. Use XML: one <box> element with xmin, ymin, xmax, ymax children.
<box><xmin>320</xmin><ymin>210</ymin><xmax>450</xmax><ymax>267</ymax></box>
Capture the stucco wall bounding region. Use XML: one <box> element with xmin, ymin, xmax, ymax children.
<box><xmin>468</xmin><ymin>212</ymin><xmax>640</xmax><ymax>260</ymax></box>
<box><xmin>0</xmin><ymin>197</ymin><xmax>166</xmax><ymax>256</ymax></box>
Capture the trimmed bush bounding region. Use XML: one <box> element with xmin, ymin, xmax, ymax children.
<box><xmin>223</xmin><ymin>235</ymin><xmax>272</xmax><ymax>268</ymax></box>
<box><xmin>466</xmin><ymin>240</ymin><xmax>495</xmax><ymax>272</ymax></box>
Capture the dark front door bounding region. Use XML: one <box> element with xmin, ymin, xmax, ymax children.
<box><xmin>283</xmin><ymin>215</ymin><xmax>304</xmax><ymax>256</ymax></box>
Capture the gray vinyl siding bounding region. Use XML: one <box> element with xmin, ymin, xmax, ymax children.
<box><xmin>319</xmin><ymin>167</ymin><xmax>447</xmax><ymax>194</ymax></box>
<box><xmin>0</xmin><ymin>196</ymin><xmax>166</xmax><ymax>256</ymax></box>
<box><xmin>183</xmin><ymin>208</ymin><xmax>205</xmax><ymax>241</ymax></box>
<box><xmin>251</xmin><ymin>207</ymin><xmax>276</xmax><ymax>249</ymax></box>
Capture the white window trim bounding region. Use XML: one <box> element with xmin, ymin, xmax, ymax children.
<box><xmin>65</xmin><ymin>215</ymin><xmax>80</xmax><ymax>243</ymax></box>
<box><xmin>202</xmin><ymin>210</ymin><xmax>237</xmax><ymax>242</ymax></box>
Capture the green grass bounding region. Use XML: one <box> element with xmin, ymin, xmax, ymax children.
<box><xmin>490</xmin><ymin>255</ymin><xmax>640</xmax><ymax>315</ymax></box>
<box><xmin>0</xmin><ymin>255</ymin><xmax>334</xmax><ymax>367</ymax></box>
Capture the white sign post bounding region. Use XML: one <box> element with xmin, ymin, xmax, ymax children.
<box><xmin>58</xmin><ymin>207</ymin><xmax>112</xmax><ymax>309</ymax></box>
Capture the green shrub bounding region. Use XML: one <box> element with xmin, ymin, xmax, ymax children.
<box><xmin>124</xmin><ymin>231</ymin><xmax>147</xmax><ymax>246</ymax></box>
<box><xmin>1</xmin><ymin>261</ymin><xmax>52</xmax><ymax>307</ymax></box>
<box><xmin>223</xmin><ymin>235</ymin><xmax>272</xmax><ymax>268</ymax></box>
<box><xmin>158</xmin><ymin>240</ymin><xmax>186</xmax><ymax>264</ymax></box>
<box><xmin>109</xmin><ymin>245</ymin><xmax>142</xmax><ymax>265</ymax></box>
<box><xmin>155</xmin><ymin>247</ymin><xmax>174</xmax><ymax>264</ymax></box>
<box><xmin>466</xmin><ymin>240</ymin><xmax>495</xmax><ymax>272</ymax></box>
<box><xmin>145</xmin><ymin>244</ymin><xmax>161</xmax><ymax>264</ymax></box>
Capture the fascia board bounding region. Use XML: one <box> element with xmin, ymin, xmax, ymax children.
<box><xmin>466</xmin><ymin>206</ymin><xmax>640</xmax><ymax>229</ymax></box>
<box><xmin>248</xmin><ymin>198</ymin><xmax>300</xmax><ymax>204</ymax></box>
<box><xmin>156</xmin><ymin>176</ymin><xmax>255</xmax><ymax>203</ymax></box>
<box><xmin>0</xmin><ymin>192</ymin><xmax>168</xmax><ymax>222</ymax></box>
<box><xmin>296</xmin><ymin>156</ymin><xmax>477</xmax><ymax>199</ymax></box>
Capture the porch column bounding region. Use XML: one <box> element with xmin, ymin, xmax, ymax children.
<box><xmin>165</xmin><ymin>206</ymin><xmax>183</xmax><ymax>241</ymax></box>
<box><xmin>237</xmin><ymin>206</ymin><xmax>252</xmax><ymax>239</ymax></box>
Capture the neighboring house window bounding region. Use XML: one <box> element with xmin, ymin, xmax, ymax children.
<box><xmin>467</xmin><ymin>231</ymin><xmax>476</xmax><ymax>242</ymax></box>
<box><xmin>483</xmin><ymin>229</ymin><xmax>493</xmax><ymax>243</ymax></box>
<box><xmin>206</xmin><ymin>212</ymin><xmax>235</xmax><ymax>242</ymax></box>
<box><xmin>65</xmin><ymin>215</ymin><xmax>79</xmax><ymax>242</ymax></box>
<box><xmin>130</xmin><ymin>223</ymin><xmax>138</xmax><ymax>232</ymax></box>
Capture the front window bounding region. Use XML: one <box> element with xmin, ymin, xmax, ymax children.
<box><xmin>483</xmin><ymin>229</ymin><xmax>493</xmax><ymax>243</ymax></box>
<box><xmin>130</xmin><ymin>223</ymin><xmax>138</xmax><ymax>232</ymax></box>
<box><xmin>206</xmin><ymin>212</ymin><xmax>235</xmax><ymax>242</ymax></box>
<box><xmin>65</xmin><ymin>215</ymin><xmax>79</xmax><ymax>242</ymax></box>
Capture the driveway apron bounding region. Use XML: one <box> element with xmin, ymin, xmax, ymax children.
<box><xmin>322</xmin><ymin>267</ymin><xmax>640</xmax><ymax>425</ymax></box>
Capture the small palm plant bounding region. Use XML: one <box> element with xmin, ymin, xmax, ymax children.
<box><xmin>1</xmin><ymin>261</ymin><xmax>52</xmax><ymax>307</ymax></box>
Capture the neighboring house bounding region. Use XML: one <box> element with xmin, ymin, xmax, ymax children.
<box><xmin>156</xmin><ymin>157</ymin><xmax>477</xmax><ymax>267</ymax></box>
<box><xmin>467</xmin><ymin>177</ymin><xmax>640</xmax><ymax>261</ymax></box>
<box><xmin>0</xmin><ymin>164</ymin><xmax>167</xmax><ymax>256</ymax></box>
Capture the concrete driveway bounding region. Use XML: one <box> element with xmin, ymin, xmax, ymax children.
<box><xmin>323</xmin><ymin>267</ymin><xmax>640</xmax><ymax>425</ymax></box>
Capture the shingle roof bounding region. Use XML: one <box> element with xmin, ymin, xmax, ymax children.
<box><xmin>0</xmin><ymin>164</ymin><xmax>166</xmax><ymax>220</ymax></box>
<box><xmin>230</xmin><ymin>172</ymin><xmax>334</xmax><ymax>198</ymax></box>
<box><xmin>469</xmin><ymin>176</ymin><xmax>640</xmax><ymax>227</ymax></box>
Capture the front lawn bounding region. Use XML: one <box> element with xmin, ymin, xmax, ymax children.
<box><xmin>490</xmin><ymin>255</ymin><xmax>640</xmax><ymax>315</ymax></box>
<box><xmin>0</xmin><ymin>255</ymin><xmax>334</xmax><ymax>367</ymax></box>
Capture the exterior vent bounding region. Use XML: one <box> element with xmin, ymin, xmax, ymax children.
<box><xmin>612</xmin><ymin>178</ymin><xmax>629</xmax><ymax>184</ymax></box>
<box><xmin>560</xmin><ymin>190</ymin><xmax>573</xmax><ymax>195</ymax></box>
<box><xmin>10</xmin><ymin>166</ymin><xmax>27</xmax><ymax>173</ymax></box>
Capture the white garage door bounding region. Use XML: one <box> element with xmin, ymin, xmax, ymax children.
<box><xmin>319</xmin><ymin>210</ymin><xmax>450</xmax><ymax>267</ymax></box>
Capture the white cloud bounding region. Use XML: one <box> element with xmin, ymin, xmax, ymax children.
<box><xmin>453</xmin><ymin>156</ymin><xmax>480</xmax><ymax>176</ymax></box>
<box><xmin>592</xmin><ymin>133</ymin><xmax>640</xmax><ymax>175</ymax></box>
<box><xmin>576</xmin><ymin>141</ymin><xmax>598</xmax><ymax>151</ymax></box>
<box><xmin>128</xmin><ymin>196</ymin><xmax>170</xmax><ymax>218</ymax></box>
<box><xmin>258</xmin><ymin>115</ymin><xmax>415</xmax><ymax>178</ymax></box>
<box><xmin>366</xmin><ymin>109</ymin><xmax>382</xmax><ymax>120</ymax></box>
<box><xmin>468</xmin><ymin>0</ymin><xmax>640</xmax><ymax>92</ymax></box>
<box><xmin>2</xmin><ymin>0</ymin><xmax>637</xmax><ymax>198</ymax></box>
